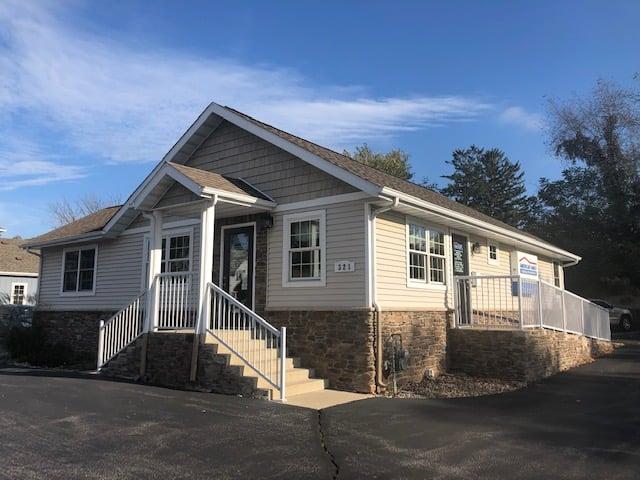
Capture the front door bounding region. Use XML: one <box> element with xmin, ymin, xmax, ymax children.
<box><xmin>221</xmin><ymin>225</ymin><xmax>254</xmax><ymax>309</ymax></box>
<box><xmin>451</xmin><ymin>234</ymin><xmax>471</xmax><ymax>324</ymax></box>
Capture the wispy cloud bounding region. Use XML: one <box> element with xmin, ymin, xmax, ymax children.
<box><xmin>0</xmin><ymin>0</ymin><xmax>491</xmax><ymax>182</ymax></box>
<box><xmin>499</xmin><ymin>106</ymin><xmax>544</xmax><ymax>131</ymax></box>
<box><xmin>0</xmin><ymin>135</ymin><xmax>86</xmax><ymax>191</ymax></box>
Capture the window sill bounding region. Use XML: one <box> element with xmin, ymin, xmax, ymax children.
<box><xmin>59</xmin><ymin>290</ymin><xmax>96</xmax><ymax>297</ymax></box>
<box><xmin>282</xmin><ymin>279</ymin><xmax>326</xmax><ymax>288</ymax></box>
<box><xmin>406</xmin><ymin>281</ymin><xmax>447</xmax><ymax>290</ymax></box>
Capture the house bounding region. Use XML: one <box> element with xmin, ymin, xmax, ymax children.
<box><xmin>0</xmin><ymin>235</ymin><xmax>39</xmax><ymax>306</ymax></box>
<box><xmin>23</xmin><ymin>103</ymin><xmax>612</xmax><ymax>400</ymax></box>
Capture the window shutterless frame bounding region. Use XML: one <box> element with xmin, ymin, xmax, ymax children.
<box><xmin>10</xmin><ymin>282</ymin><xmax>28</xmax><ymax>305</ymax></box>
<box><xmin>487</xmin><ymin>240</ymin><xmax>499</xmax><ymax>266</ymax></box>
<box><xmin>405</xmin><ymin>217</ymin><xmax>447</xmax><ymax>289</ymax></box>
<box><xmin>141</xmin><ymin>226</ymin><xmax>194</xmax><ymax>290</ymax></box>
<box><xmin>59</xmin><ymin>244</ymin><xmax>98</xmax><ymax>296</ymax></box>
<box><xmin>282</xmin><ymin>209</ymin><xmax>326</xmax><ymax>287</ymax></box>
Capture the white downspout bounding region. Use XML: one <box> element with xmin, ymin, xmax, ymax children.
<box><xmin>369</xmin><ymin>196</ymin><xmax>399</xmax><ymax>394</ymax></box>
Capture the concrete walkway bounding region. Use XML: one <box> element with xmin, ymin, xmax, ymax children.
<box><xmin>286</xmin><ymin>389</ymin><xmax>372</xmax><ymax>410</ymax></box>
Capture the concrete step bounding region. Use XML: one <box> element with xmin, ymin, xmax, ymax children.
<box><xmin>285</xmin><ymin>378</ymin><xmax>327</xmax><ymax>397</ymax></box>
<box><xmin>204</xmin><ymin>331</ymin><xmax>326</xmax><ymax>401</ymax></box>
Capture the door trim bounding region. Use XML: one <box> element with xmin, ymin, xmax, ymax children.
<box><xmin>219</xmin><ymin>221</ymin><xmax>257</xmax><ymax>310</ymax></box>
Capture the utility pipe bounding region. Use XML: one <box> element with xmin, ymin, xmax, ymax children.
<box><xmin>370</xmin><ymin>196</ymin><xmax>399</xmax><ymax>394</ymax></box>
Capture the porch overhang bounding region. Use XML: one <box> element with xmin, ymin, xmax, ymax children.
<box><xmin>131</xmin><ymin>162</ymin><xmax>276</xmax><ymax>211</ymax></box>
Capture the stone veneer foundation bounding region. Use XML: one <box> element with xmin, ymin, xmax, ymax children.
<box><xmin>267</xmin><ymin>310</ymin><xmax>377</xmax><ymax>393</ymax></box>
<box><xmin>380</xmin><ymin>310</ymin><xmax>448</xmax><ymax>387</ymax></box>
<box><xmin>448</xmin><ymin>327</ymin><xmax>615</xmax><ymax>382</ymax></box>
<box><xmin>32</xmin><ymin>310</ymin><xmax>115</xmax><ymax>369</ymax></box>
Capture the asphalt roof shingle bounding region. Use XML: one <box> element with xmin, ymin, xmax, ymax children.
<box><xmin>0</xmin><ymin>237</ymin><xmax>39</xmax><ymax>273</ymax></box>
<box><xmin>169</xmin><ymin>163</ymin><xmax>272</xmax><ymax>201</ymax></box>
<box><xmin>225</xmin><ymin>106</ymin><xmax>546</xmax><ymax>243</ymax></box>
<box><xmin>24</xmin><ymin>206</ymin><xmax>121</xmax><ymax>246</ymax></box>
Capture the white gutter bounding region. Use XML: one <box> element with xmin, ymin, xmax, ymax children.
<box><xmin>369</xmin><ymin>195</ymin><xmax>399</xmax><ymax>393</ymax></box>
<box><xmin>380</xmin><ymin>187</ymin><xmax>581</xmax><ymax>263</ymax></box>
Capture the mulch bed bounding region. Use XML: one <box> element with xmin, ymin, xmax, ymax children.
<box><xmin>394</xmin><ymin>373</ymin><xmax>527</xmax><ymax>399</ymax></box>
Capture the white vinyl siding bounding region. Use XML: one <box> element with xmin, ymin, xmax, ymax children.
<box><xmin>38</xmin><ymin>227</ymin><xmax>201</xmax><ymax>311</ymax></box>
<box><xmin>267</xmin><ymin>200</ymin><xmax>366</xmax><ymax>309</ymax></box>
<box><xmin>0</xmin><ymin>276</ymin><xmax>38</xmax><ymax>306</ymax></box>
<box><xmin>375</xmin><ymin>211</ymin><xmax>451</xmax><ymax>311</ymax></box>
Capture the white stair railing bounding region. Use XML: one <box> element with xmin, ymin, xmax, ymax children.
<box><xmin>156</xmin><ymin>272</ymin><xmax>197</xmax><ymax>329</ymax></box>
<box><xmin>97</xmin><ymin>290</ymin><xmax>147</xmax><ymax>369</ymax></box>
<box><xmin>205</xmin><ymin>282</ymin><xmax>286</xmax><ymax>400</ymax></box>
<box><xmin>454</xmin><ymin>275</ymin><xmax>611</xmax><ymax>341</ymax></box>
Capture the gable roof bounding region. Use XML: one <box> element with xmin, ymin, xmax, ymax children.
<box><xmin>24</xmin><ymin>206</ymin><xmax>121</xmax><ymax>247</ymax></box>
<box><xmin>168</xmin><ymin>162</ymin><xmax>273</xmax><ymax>201</ymax></box>
<box><xmin>224</xmin><ymin>107</ymin><xmax>546</xmax><ymax>243</ymax></box>
<box><xmin>0</xmin><ymin>237</ymin><xmax>40</xmax><ymax>274</ymax></box>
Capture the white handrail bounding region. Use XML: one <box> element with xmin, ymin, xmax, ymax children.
<box><xmin>206</xmin><ymin>282</ymin><xmax>286</xmax><ymax>400</ymax></box>
<box><xmin>453</xmin><ymin>275</ymin><xmax>611</xmax><ymax>341</ymax></box>
<box><xmin>97</xmin><ymin>290</ymin><xmax>147</xmax><ymax>370</ymax></box>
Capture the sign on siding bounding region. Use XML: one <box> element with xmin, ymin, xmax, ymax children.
<box><xmin>334</xmin><ymin>261</ymin><xmax>355</xmax><ymax>273</ymax></box>
<box><xmin>510</xmin><ymin>251</ymin><xmax>539</xmax><ymax>279</ymax></box>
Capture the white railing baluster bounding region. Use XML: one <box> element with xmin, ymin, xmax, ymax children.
<box><xmin>204</xmin><ymin>282</ymin><xmax>286</xmax><ymax>400</ymax></box>
<box><xmin>453</xmin><ymin>274</ymin><xmax>611</xmax><ymax>341</ymax></box>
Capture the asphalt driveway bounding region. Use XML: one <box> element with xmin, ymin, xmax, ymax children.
<box><xmin>0</xmin><ymin>335</ymin><xmax>638</xmax><ymax>479</ymax></box>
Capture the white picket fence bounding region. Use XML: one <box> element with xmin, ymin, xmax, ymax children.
<box><xmin>454</xmin><ymin>275</ymin><xmax>611</xmax><ymax>341</ymax></box>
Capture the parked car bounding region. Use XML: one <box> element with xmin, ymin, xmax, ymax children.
<box><xmin>590</xmin><ymin>299</ymin><xmax>634</xmax><ymax>331</ymax></box>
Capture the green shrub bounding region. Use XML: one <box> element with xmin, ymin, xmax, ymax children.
<box><xmin>5</xmin><ymin>325</ymin><xmax>79</xmax><ymax>367</ymax></box>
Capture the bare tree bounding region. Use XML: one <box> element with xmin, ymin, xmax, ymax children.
<box><xmin>48</xmin><ymin>194</ymin><xmax>123</xmax><ymax>227</ymax></box>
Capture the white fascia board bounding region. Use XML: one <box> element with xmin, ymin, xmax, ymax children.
<box><xmin>0</xmin><ymin>271</ymin><xmax>39</xmax><ymax>277</ymax></box>
<box><xmin>201</xmin><ymin>187</ymin><xmax>276</xmax><ymax>208</ymax></box>
<box><xmin>23</xmin><ymin>231</ymin><xmax>105</xmax><ymax>249</ymax></box>
<box><xmin>380</xmin><ymin>187</ymin><xmax>581</xmax><ymax>262</ymax></box>
<box><xmin>102</xmin><ymin>160</ymin><xmax>168</xmax><ymax>234</ymax></box>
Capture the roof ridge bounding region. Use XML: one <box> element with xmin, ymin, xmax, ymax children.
<box><xmin>223</xmin><ymin>105</ymin><xmax>535</xmax><ymax>238</ymax></box>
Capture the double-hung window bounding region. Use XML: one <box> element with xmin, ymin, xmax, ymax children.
<box><xmin>161</xmin><ymin>235</ymin><xmax>191</xmax><ymax>273</ymax></box>
<box><xmin>553</xmin><ymin>262</ymin><xmax>561</xmax><ymax>288</ymax></box>
<box><xmin>282</xmin><ymin>210</ymin><xmax>326</xmax><ymax>286</ymax></box>
<box><xmin>11</xmin><ymin>283</ymin><xmax>27</xmax><ymax>305</ymax></box>
<box><xmin>487</xmin><ymin>241</ymin><xmax>499</xmax><ymax>265</ymax></box>
<box><xmin>407</xmin><ymin>223</ymin><xmax>446</xmax><ymax>286</ymax></box>
<box><xmin>61</xmin><ymin>246</ymin><xmax>97</xmax><ymax>294</ymax></box>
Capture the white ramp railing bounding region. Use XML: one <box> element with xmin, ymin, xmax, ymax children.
<box><xmin>97</xmin><ymin>290</ymin><xmax>146</xmax><ymax>369</ymax></box>
<box><xmin>454</xmin><ymin>275</ymin><xmax>611</xmax><ymax>341</ymax></box>
<box><xmin>156</xmin><ymin>272</ymin><xmax>197</xmax><ymax>329</ymax></box>
<box><xmin>206</xmin><ymin>282</ymin><xmax>286</xmax><ymax>400</ymax></box>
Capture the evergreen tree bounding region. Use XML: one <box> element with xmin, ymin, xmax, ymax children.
<box><xmin>440</xmin><ymin>145</ymin><xmax>537</xmax><ymax>228</ymax></box>
<box><xmin>344</xmin><ymin>144</ymin><xmax>413</xmax><ymax>180</ymax></box>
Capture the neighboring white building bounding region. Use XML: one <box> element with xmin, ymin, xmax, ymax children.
<box><xmin>0</xmin><ymin>236</ymin><xmax>39</xmax><ymax>306</ymax></box>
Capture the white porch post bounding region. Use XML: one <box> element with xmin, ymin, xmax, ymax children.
<box><xmin>145</xmin><ymin>210</ymin><xmax>163</xmax><ymax>332</ymax></box>
<box><xmin>197</xmin><ymin>196</ymin><xmax>217</xmax><ymax>334</ymax></box>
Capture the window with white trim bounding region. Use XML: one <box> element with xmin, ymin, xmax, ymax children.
<box><xmin>487</xmin><ymin>241</ymin><xmax>499</xmax><ymax>265</ymax></box>
<box><xmin>11</xmin><ymin>283</ymin><xmax>27</xmax><ymax>305</ymax></box>
<box><xmin>283</xmin><ymin>210</ymin><xmax>326</xmax><ymax>286</ymax></box>
<box><xmin>62</xmin><ymin>246</ymin><xmax>97</xmax><ymax>293</ymax></box>
<box><xmin>142</xmin><ymin>230</ymin><xmax>192</xmax><ymax>288</ymax></box>
<box><xmin>553</xmin><ymin>262</ymin><xmax>561</xmax><ymax>288</ymax></box>
<box><xmin>408</xmin><ymin>223</ymin><xmax>447</xmax><ymax>285</ymax></box>
<box><xmin>161</xmin><ymin>235</ymin><xmax>190</xmax><ymax>272</ymax></box>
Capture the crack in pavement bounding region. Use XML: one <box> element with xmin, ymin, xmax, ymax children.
<box><xmin>317</xmin><ymin>409</ymin><xmax>339</xmax><ymax>479</ymax></box>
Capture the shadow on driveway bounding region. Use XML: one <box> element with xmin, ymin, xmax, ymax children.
<box><xmin>322</xmin><ymin>338</ymin><xmax>640</xmax><ymax>479</ymax></box>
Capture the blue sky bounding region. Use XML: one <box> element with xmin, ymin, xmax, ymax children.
<box><xmin>1</xmin><ymin>0</ymin><xmax>638</xmax><ymax>237</ymax></box>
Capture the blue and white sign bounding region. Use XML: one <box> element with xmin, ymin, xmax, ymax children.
<box><xmin>510</xmin><ymin>251</ymin><xmax>539</xmax><ymax>279</ymax></box>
